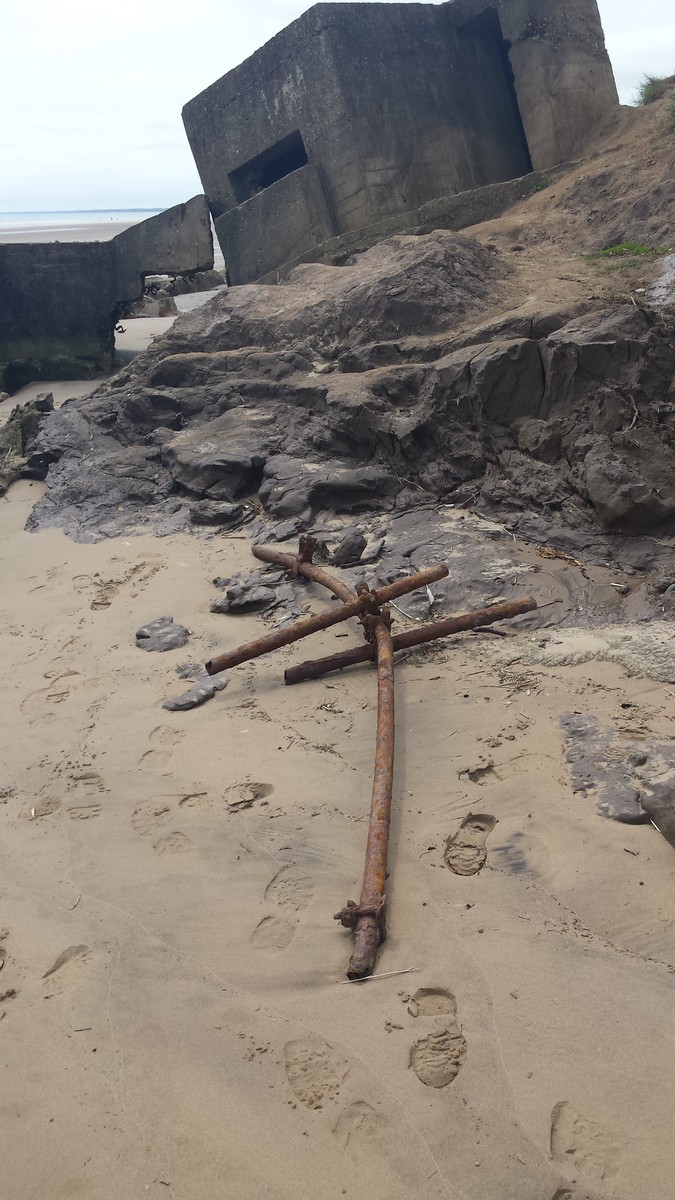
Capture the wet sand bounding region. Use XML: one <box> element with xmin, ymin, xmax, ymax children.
<box><xmin>2</xmin><ymin>177</ymin><xmax>675</xmax><ymax>1196</ymax></box>
<box><xmin>1</xmin><ymin>472</ymin><xmax>675</xmax><ymax>1199</ymax></box>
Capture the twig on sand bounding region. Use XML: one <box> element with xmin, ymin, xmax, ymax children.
<box><xmin>339</xmin><ymin>966</ymin><xmax>419</xmax><ymax>985</ymax></box>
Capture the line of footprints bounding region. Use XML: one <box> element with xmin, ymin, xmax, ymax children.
<box><xmin>282</xmin><ymin>985</ymin><xmax>466</xmax><ymax>1154</ymax></box>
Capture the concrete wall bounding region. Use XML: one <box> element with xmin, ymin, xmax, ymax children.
<box><xmin>182</xmin><ymin>0</ymin><xmax>619</xmax><ymax>284</ymax></box>
<box><xmin>487</xmin><ymin>0</ymin><xmax>620</xmax><ymax>169</ymax></box>
<box><xmin>0</xmin><ymin>196</ymin><xmax>213</xmax><ymax>393</ymax></box>
<box><xmin>0</xmin><ymin>242</ymin><xmax>116</xmax><ymax>391</ymax></box>
<box><xmin>112</xmin><ymin>196</ymin><xmax>213</xmax><ymax>298</ymax></box>
<box><xmin>215</xmin><ymin>163</ymin><xmax>337</xmax><ymax>285</ymax></box>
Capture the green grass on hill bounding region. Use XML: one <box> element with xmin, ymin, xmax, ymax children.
<box><xmin>636</xmin><ymin>74</ymin><xmax>675</xmax><ymax>105</ymax></box>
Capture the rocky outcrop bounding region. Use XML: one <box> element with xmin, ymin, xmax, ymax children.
<box><xmin>0</xmin><ymin>393</ymin><xmax>54</xmax><ymax>494</ymax></box>
<box><xmin>22</xmin><ymin>229</ymin><xmax>675</xmax><ymax>543</ymax></box>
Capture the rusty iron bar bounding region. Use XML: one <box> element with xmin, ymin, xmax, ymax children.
<box><xmin>284</xmin><ymin>596</ymin><xmax>538</xmax><ymax>684</ymax></box>
<box><xmin>204</xmin><ymin>548</ymin><xmax>448</xmax><ymax>676</ymax></box>
<box><xmin>252</xmin><ymin>540</ymin><xmax>357</xmax><ymax>604</ymax></box>
<box><xmin>335</xmin><ymin>615</ymin><xmax>396</xmax><ymax>978</ymax></box>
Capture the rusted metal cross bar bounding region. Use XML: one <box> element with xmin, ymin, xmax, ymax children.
<box><xmin>205</xmin><ymin>539</ymin><xmax>448</xmax><ymax>675</ymax></box>
<box><xmin>284</xmin><ymin>596</ymin><xmax>538</xmax><ymax>684</ymax></box>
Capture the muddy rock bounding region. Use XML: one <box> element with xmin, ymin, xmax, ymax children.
<box><xmin>136</xmin><ymin>616</ymin><xmax>190</xmax><ymax>652</ymax></box>
<box><xmin>0</xmin><ymin>393</ymin><xmax>54</xmax><ymax>494</ymax></box>
<box><xmin>332</xmin><ymin>529</ymin><xmax>367</xmax><ymax>566</ymax></box>
<box><xmin>21</xmin><ymin>228</ymin><xmax>675</xmax><ymax>543</ymax></box>
<box><xmin>189</xmin><ymin>500</ymin><xmax>245</xmax><ymax>526</ymax></box>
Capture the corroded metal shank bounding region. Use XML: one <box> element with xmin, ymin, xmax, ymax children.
<box><xmin>284</xmin><ymin>596</ymin><xmax>538</xmax><ymax>684</ymax></box>
<box><xmin>335</xmin><ymin>619</ymin><xmax>395</xmax><ymax>979</ymax></box>
<box><xmin>204</xmin><ymin>555</ymin><xmax>448</xmax><ymax>675</ymax></box>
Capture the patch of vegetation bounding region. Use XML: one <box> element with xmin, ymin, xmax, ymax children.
<box><xmin>585</xmin><ymin>243</ymin><xmax>656</xmax><ymax>260</ymax></box>
<box><xmin>530</xmin><ymin>177</ymin><xmax>552</xmax><ymax>194</ymax></box>
<box><xmin>670</xmin><ymin>97</ymin><xmax>675</xmax><ymax>132</ymax></box>
<box><xmin>636</xmin><ymin>73</ymin><xmax>675</xmax><ymax>105</ymax></box>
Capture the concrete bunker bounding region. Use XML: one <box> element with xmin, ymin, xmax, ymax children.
<box><xmin>0</xmin><ymin>196</ymin><xmax>214</xmax><ymax>393</ymax></box>
<box><xmin>182</xmin><ymin>0</ymin><xmax>619</xmax><ymax>284</ymax></box>
<box><xmin>229</xmin><ymin>131</ymin><xmax>310</xmax><ymax>205</ymax></box>
<box><xmin>457</xmin><ymin>7</ymin><xmax>533</xmax><ymax>179</ymax></box>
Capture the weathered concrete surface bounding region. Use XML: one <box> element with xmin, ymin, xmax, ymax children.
<box><xmin>255</xmin><ymin>167</ymin><xmax>565</xmax><ymax>284</ymax></box>
<box><xmin>215</xmin><ymin>163</ymin><xmax>338</xmax><ymax>285</ymax></box>
<box><xmin>0</xmin><ymin>196</ymin><xmax>213</xmax><ymax>393</ymax></box>
<box><xmin>183</xmin><ymin>0</ymin><xmax>618</xmax><ymax>282</ymax></box>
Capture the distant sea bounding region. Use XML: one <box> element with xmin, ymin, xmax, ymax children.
<box><xmin>0</xmin><ymin>209</ymin><xmax>162</xmax><ymax>242</ymax></box>
<box><xmin>0</xmin><ymin>208</ymin><xmax>224</xmax><ymax>270</ymax></box>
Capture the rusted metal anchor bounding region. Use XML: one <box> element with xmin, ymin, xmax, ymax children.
<box><xmin>203</xmin><ymin>537</ymin><xmax>538</xmax><ymax>979</ymax></box>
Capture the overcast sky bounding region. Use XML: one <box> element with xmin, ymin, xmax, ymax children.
<box><xmin>0</xmin><ymin>0</ymin><xmax>672</xmax><ymax>211</ymax></box>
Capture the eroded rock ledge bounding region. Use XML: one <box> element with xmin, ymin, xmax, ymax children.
<box><xmin>24</xmin><ymin>230</ymin><xmax>675</xmax><ymax>546</ymax></box>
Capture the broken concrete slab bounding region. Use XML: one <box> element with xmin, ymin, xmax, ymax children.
<box><xmin>0</xmin><ymin>196</ymin><xmax>213</xmax><ymax>393</ymax></box>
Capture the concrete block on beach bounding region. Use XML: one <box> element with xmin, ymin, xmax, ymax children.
<box><xmin>183</xmin><ymin>0</ymin><xmax>619</xmax><ymax>282</ymax></box>
<box><xmin>0</xmin><ymin>196</ymin><xmax>213</xmax><ymax>393</ymax></box>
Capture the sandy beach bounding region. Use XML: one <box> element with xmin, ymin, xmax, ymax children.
<box><xmin>2</xmin><ymin>460</ymin><xmax>675</xmax><ymax>1199</ymax></box>
<box><xmin>3</xmin><ymin>102</ymin><xmax>675</xmax><ymax>1197</ymax></box>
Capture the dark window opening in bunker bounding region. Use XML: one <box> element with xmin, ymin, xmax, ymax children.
<box><xmin>458</xmin><ymin>8</ymin><xmax>533</xmax><ymax>178</ymax></box>
<box><xmin>229</xmin><ymin>131</ymin><xmax>309</xmax><ymax>203</ymax></box>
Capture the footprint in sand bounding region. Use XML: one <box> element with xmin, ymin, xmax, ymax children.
<box><xmin>250</xmin><ymin>914</ymin><xmax>297</xmax><ymax>951</ymax></box>
<box><xmin>251</xmin><ymin>862</ymin><xmax>315</xmax><ymax>952</ymax></box>
<box><xmin>284</xmin><ymin>1037</ymin><xmax>349</xmax><ymax>1109</ymax></box>
<box><xmin>444</xmin><ymin>812</ymin><xmax>497</xmax><ymax>876</ymax></box>
<box><xmin>131</xmin><ymin>801</ymin><xmax>172</xmax><ymax>836</ymax></box>
<box><xmin>139</xmin><ymin>748</ymin><xmax>173</xmax><ymax>770</ymax></box>
<box><xmin>408</xmin><ymin>1028</ymin><xmax>467</xmax><ymax>1088</ymax></box>
<box><xmin>550</xmin><ymin>1101</ymin><xmax>620</xmax><ymax>1189</ymax></box>
<box><xmin>150</xmin><ymin>726</ymin><xmax>185</xmax><ymax>747</ymax></box>
<box><xmin>177</xmin><ymin>792</ymin><xmax>211</xmax><ymax>810</ymax></box>
<box><xmin>406</xmin><ymin>986</ymin><xmax>457</xmax><ymax>1018</ymax></box>
<box><xmin>152</xmin><ymin>831</ymin><xmax>194</xmax><ymax>856</ymax></box>
<box><xmin>41</xmin><ymin>945</ymin><xmax>91</xmax><ymax>997</ymax></box>
<box><xmin>22</xmin><ymin>796</ymin><xmax>62</xmax><ymax>821</ymax></box>
<box><xmin>264</xmin><ymin>863</ymin><xmax>314</xmax><ymax>911</ymax></box>
<box><xmin>282</xmin><ymin>1036</ymin><xmax>395</xmax><ymax>1162</ymax></box>
<box><xmin>67</xmin><ymin>803</ymin><xmax>102</xmax><ymax>820</ymax></box>
<box><xmin>139</xmin><ymin>726</ymin><xmax>186</xmax><ymax>771</ymax></box>
<box><xmin>459</xmin><ymin>761</ymin><xmax>500</xmax><ymax>785</ymax></box>
<box><xmin>406</xmin><ymin>986</ymin><xmax>467</xmax><ymax>1089</ymax></box>
<box><xmin>68</xmin><ymin>770</ymin><xmax>107</xmax><ymax>796</ymax></box>
<box><xmin>333</xmin><ymin>1100</ymin><xmax>388</xmax><ymax>1149</ymax></box>
<box><xmin>64</xmin><ymin>771</ymin><xmax>107</xmax><ymax>819</ymax></box>
<box><xmin>42</xmin><ymin>639</ymin><xmax>88</xmax><ymax>681</ymax></box>
<box><xmin>20</xmin><ymin>676</ymin><xmax>78</xmax><ymax>725</ymax></box>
